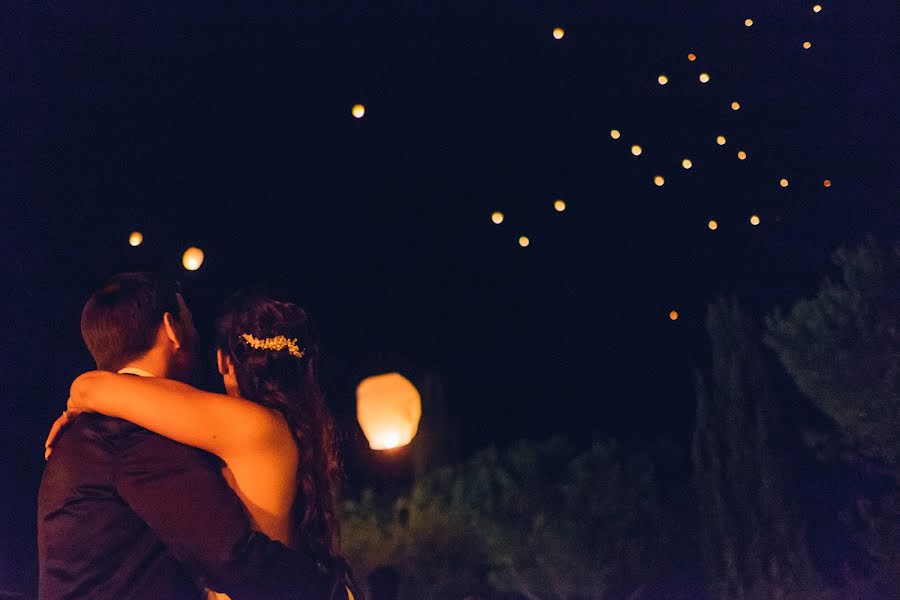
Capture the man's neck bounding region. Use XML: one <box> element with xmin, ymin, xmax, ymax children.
<box><xmin>121</xmin><ymin>350</ymin><xmax>170</xmax><ymax>379</ymax></box>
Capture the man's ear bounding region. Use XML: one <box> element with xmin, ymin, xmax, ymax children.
<box><xmin>163</xmin><ymin>312</ymin><xmax>182</xmax><ymax>350</ymax></box>
<box><xmin>216</xmin><ymin>349</ymin><xmax>236</xmax><ymax>376</ymax></box>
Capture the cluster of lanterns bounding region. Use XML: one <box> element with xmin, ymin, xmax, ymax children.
<box><xmin>489</xmin><ymin>197</ymin><xmax>567</xmax><ymax>247</ymax></box>
<box><xmin>126</xmin><ymin>231</ymin><xmax>205</xmax><ymax>272</ymax></box>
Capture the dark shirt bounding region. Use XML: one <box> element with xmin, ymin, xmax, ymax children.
<box><xmin>38</xmin><ymin>413</ymin><xmax>342</xmax><ymax>600</ymax></box>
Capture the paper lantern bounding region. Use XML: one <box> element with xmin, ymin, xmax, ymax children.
<box><xmin>744</xmin><ymin>18</ymin><xmax>754</xmax><ymax>27</ymax></box>
<box><xmin>780</xmin><ymin>178</ymin><xmax>789</xmax><ymax>188</ymax></box>
<box><xmin>491</xmin><ymin>211</ymin><xmax>504</xmax><ymax>224</ymax></box>
<box><xmin>658</xmin><ymin>74</ymin><xmax>669</xmax><ymax>85</ymax></box>
<box><xmin>813</xmin><ymin>4</ymin><xmax>822</xmax><ymax>13</ymax></box>
<box><xmin>129</xmin><ymin>231</ymin><xmax>143</xmax><ymax>247</ymax></box>
<box><xmin>731</xmin><ymin>101</ymin><xmax>741</xmax><ymax>111</ymax></box>
<box><xmin>699</xmin><ymin>72</ymin><xmax>710</xmax><ymax>83</ymax></box>
<box><xmin>708</xmin><ymin>220</ymin><xmax>718</xmax><ymax>231</ymax></box>
<box><xmin>654</xmin><ymin>175</ymin><xmax>665</xmax><ymax>187</ymax></box>
<box><xmin>352</xmin><ymin>104</ymin><xmax>366</xmax><ymax>118</ymax></box>
<box><xmin>750</xmin><ymin>215</ymin><xmax>761</xmax><ymax>225</ymax></box>
<box><xmin>687</xmin><ymin>53</ymin><xmax>697</xmax><ymax>62</ymax></box>
<box><xmin>552</xmin><ymin>27</ymin><xmax>565</xmax><ymax>40</ymax></box>
<box><xmin>518</xmin><ymin>236</ymin><xmax>530</xmax><ymax>247</ymax></box>
<box><xmin>737</xmin><ymin>150</ymin><xmax>747</xmax><ymax>160</ymax></box>
<box><xmin>356</xmin><ymin>373</ymin><xmax>422</xmax><ymax>450</ymax></box>
<box><xmin>803</xmin><ymin>41</ymin><xmax>812</xmax><ymax>49</ymax></box>
<box><xmin>610</xmin><ymin>129</ymin><xmax>621</xmax><ymax>140</ymax></box>
<box><xmin>182</xmin><ymin>247</ymin><xmax>205</xmax><ymax>271</ymax></box>
<box><xmin>716</xmin><ymin>135</ymin><xmax>726</xmax><ymax>146</ymax></box>
<box><xmin>682</xmin><ymin>158</ymin><xmax>693</xmax><ymax>169</ymax></box>
<box><xmin>823</xmin><ymin>179</ymin><xmax>832</xmax><ymax>188</ymax></box>
<box><xmin>669</xmin><ymin>310</ymin><xmax>679</xmax><ymax>321</ymax></box>
<box><xmin>631</xmin><ymin>144</ymin><xmax>643</xmax><ymax>156</ymax></box>
<box><xmin>554</xmin><ymin>199</ymin><xmax>566</xmax><ymax>212</ymax></box>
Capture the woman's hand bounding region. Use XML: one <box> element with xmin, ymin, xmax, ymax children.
<box><xmin>44</xmin><ymin>400</ymin><xmax>83</xmax><ymax>459</ymax></box>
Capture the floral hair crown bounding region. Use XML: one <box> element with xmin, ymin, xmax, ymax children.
<box><xmin>240</xmin><ymin>333</ymin><xmax>305</xmax><ymax>359</ymax></box>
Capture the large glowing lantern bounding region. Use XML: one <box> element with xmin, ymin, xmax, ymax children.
<box><xmin>182</xmin><ymin>247</ymin><xmax>205</xmax><ymax>271</ymax></box>
<box><xmin>699</xmin><ymin>72</ymin><xmax>710</xmax><ymax>83</ymax></box>
<box><xmin>552</xmin><ymin>27</ymin><xmax>565</xmax><ymax>40</ymax></box>
<box><xmin>609</xmin><ymin>129</ymin><xmax>621</xmax><ymax>140</ymax></box>
<box><xmin>129</xmin><ymin>231</ymin><xmax>143</xmax><ymax>247</ymax></box>
<box><xmin>491</xmin><ymin>211</ymin><xmax>505</xmax><ymax>224</ymax></box>
<box><xmin>356</xmin><ymin>373</ymin><xmax>422</xmax><ymax>450</ymax></box>
<box><xmin>352</xmin><ymin>104</ymin><xmax>366</xmax><ymax>118</ymax></box>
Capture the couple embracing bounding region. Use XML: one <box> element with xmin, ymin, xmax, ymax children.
<box><xmin>38</xmin><ymin>272</ymin><xmax>360</xmax><ymax>599</ymax></box>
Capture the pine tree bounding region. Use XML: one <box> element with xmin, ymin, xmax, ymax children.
<box><xmin>692</xmin><ymin>297</ymin><xmax>813</xmax><ymax>599</ymax></box>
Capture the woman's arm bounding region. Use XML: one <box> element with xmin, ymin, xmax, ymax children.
<box><xmin>69</xmin><ymin>371</ymin><xmax>287</xmax><ymax>460</ymax></box>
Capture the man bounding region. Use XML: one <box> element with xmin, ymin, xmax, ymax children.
<box><xmin>38</xmin><ymin>273</ymin><xmax>343</xmax><ymax>599</ymax></box>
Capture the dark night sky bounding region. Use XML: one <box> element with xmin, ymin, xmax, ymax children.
<box><xmin>2</xmin><ymin>1</ymin><xmax>898</xmax><ymax>592</ymax></box>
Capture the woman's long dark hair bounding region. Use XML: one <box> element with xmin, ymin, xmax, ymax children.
<box><xmin>215</xmin><ymin>290</ymin><xmax>341</xmax><ymax>565</ymax></box>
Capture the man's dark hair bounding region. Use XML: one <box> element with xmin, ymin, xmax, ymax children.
<box><xmin>81</xmin><ymin>272</ymin><xmax>182</xmax><ymax>371</ymax></box>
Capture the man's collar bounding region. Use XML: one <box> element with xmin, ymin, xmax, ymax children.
<box><xmin>117</xmin><ymin>367</ymin><xmax>157</xmax><ymax>378</ymax></box>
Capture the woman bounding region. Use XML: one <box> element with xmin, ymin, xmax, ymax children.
<box><xmin>47</xmin><ymin>291</ymin><xmax>357</xmax><ymax>600</ymax></box>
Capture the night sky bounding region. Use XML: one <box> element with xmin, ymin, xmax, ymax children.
<box><xmin>2</xmin><ymin>1</ymin><xmax>898</xmax><ymax>593</ymax></box>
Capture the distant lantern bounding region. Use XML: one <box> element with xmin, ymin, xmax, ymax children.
<box><xmin>356</xmin><ymin>372</ymin><xmax>422</xmax><ymax>451</ymax></box>
<box><xmin>654</xmin><ymin>175</ymin><xmax>665</xmax><ymax>187</ymax></box>
<box><xmin>744</xmin><ymin>18</ymin><xmax>754</xmax><ymax>27</ymax></box>
<box><xmin>737</xmin><ymin>150</ymin><xmax>748</xmax><ymax>160</ymax></box>
<box><xmin>708</xmin><ymin>220</ymin><xmax>718</xmax><ymax>231</ymax></box>
<box><xmin>813</xmin><ymin>4</ymin><xmax>822</xmax><ymax>13</ymax></box>
<box><xmin>610</xmin><ymin>129</ymin><xmax>621</xmax><ymax>140</ymax></box>
<box><xmin>129</xmin><ymin>231</ymin><xmax>143</xmax><ymax>247</ymax></box>
<box><xmin>351</xmin><ymin>103</ymin><xmax>366</xmax><ymax>118</ymax></box>
<box><xmin>552</xmin><ymin>27</ymin><xmax>565</xmax><ymax>40</ymax></box>
<box><xmin>716</xmin><ymin>135</ymin><xmax>727</xmax><ymax>146</ymax></box>
<box><xmin>491</xmin><ymin>211</ymin><xmax>504</xmax><ymax>224</ymax></box>
<box><xmin>803</xmin><ymin>41</ymin><xmax>812</xmax><ymax>49</ymax></box>
<box><xmin>699</xmin><ymin>72</ymin><xmax>710</xmax><ymax>83</ymax></box>
<box><xmin>780</xmin><ymin>178</ymin><xmax>790</xmax><ymax>188</ymax></box>
<box><xmin>518</xmin><ymin>236</ymin><xmax>530</xmax><ymax>247</ymax></box>
<box><xmin>631</xmin><ymin>144</ymin><xmax>643</xmax><ymax>156</ymax></box>
<box><xmin>669</xmin><ymin>310</ymin><xmax>679</xmax><ymax>321</ymax></box>
<box><xmin>687</xmin><ymin>52</ymin><xmax>697</xmax><ymax>62</ymax></box>
<box><xmin>750</xmin><ymin>214</ymin><xmax>761</xmax><ymax>225</ymax></box>
<box><xmin>682</xmin><ymin>158</ymin><xmax>693</xmax><ymax>169</ymax></box>
<box><xmin>182</xmin><ymin>247</ymin><xmax>205</xmax><ymax>271</ymax></box>
<box><xmin>731</xmin><ymin>101</ymin><xmax>741</xmax><ymax>111</ymax></box>
<box><xmin>554</xmin><ymin>199</ymin><xmax>566</xmax><ymax>212</ymax></box>
<box><xmin>658</xmin><ymin>74</ymin><xmax>669</xmax><ymax>85</ymax></box>
<box><xmin>823</xmin><ymin>179</ymin><xmax>832</xmax><ymax>187</ymax></box>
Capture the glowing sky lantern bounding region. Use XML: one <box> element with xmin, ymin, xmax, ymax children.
<box><xmin>658</xmin><ymin>74</ymin><xmax>669</xmax><ymax>85</ymax></box>
<box><xmin>813</xmin><ymin>4</ymin><xmax>822</xmax><ymax>13</ymax></box>
<box><xmin>716</xmin><ymin>135</ymin><xmax>726</xmax><ymax>146</ymax></box>
<box><xmin>182</xmin><ymin>247</ymin><xmax>205</xmax><ymax>271</ymax></box>
<box><xmin>750</xmin><ymin>215</ymin><xmax>761</xmax><ymax>225</ymax></box>
<box><xmin>669</xmin><ymin>310</ymin><xmax>679</xmax><ymax>321</ymax></box>
<box><xmin>708</xmin><ymin>220</ymin><xmax>718</xmax><ymax>231</ymax></box>
<box><xmin>631</xmin><ymin>144</ymin><xmax>643</xmax><ymax>156</ymax></box>
<box><xmin>699</xmin><ymin>72</ymin><xmax>710</xmax><ymax>83</ymax></box>
<box><xmin>128</xmin><ymin>231</ymin><xmax>143</xmax><ymax>247</ymax></box>
<box><xmin>682</xmin><ymin>158</ymin><xmax>693</xmax><ymax>169</ymax></box>
<box><xmin>687</xmin><ymin>53</ymin><xmax>697</xmax><ymax>62</ymax></box>
<box><xmin>356</xmin><ymin>372</ymin><xmax>422</xmax><ymax>451</ymax></box>
<box><xmin>731</xmin><ymin>101</ymin><xmax>741</xmax><ymax>111</ymax></box>
<box><xmin>803</xmin><ymin>41</ymin><xmax>812</xmax><ymax>49</ymax></box>
<box><xmin>780</xmin><ymin>178</ymin><xmax>790</xmax><ymax>188</ymax></box>
<box><xmin>552</xmin><ymin>27</ymin><xmax>565</xmax><ymax>40</ymax></box>
<box><xmin>491</xmin><ymin>211</ymin><xmax>504</xmax><ymax>224</ymax></box>
<box><xmin>518</xmin><ymin>236</ymin><xmax>530</xmax><ymax>248</ymax></box>
<box><xmin>654</xmin><ymin>175</ymin><xmax>665</xmax><ymax>187</ymax></box>
<box><xmin>744</xmin><ymin>18</ymin><xmax>754</xmax><ymax>27</ymax></box>
<box><xmin>610</xmin><ymin>129</ymin><xmax>621</xmax><ymax>140</ymax></box>
<box><xmin>737</xmin><ymin>150</ymin><xmax>748</xmax><ymax>160</ymax></box>
<box><xmin>351</xmin><ymin>104</ymin><xmax>366</xmax><ymax>118</ymax></box>
<box><xmin>554</xmin><ymin>199</ymin><xmax>566</xmax><ymax>212</ymax></box>
<box><xmin>823</xmin><ymin>179</ymin><xmax>832</xmax><ymax>187</ymax></box>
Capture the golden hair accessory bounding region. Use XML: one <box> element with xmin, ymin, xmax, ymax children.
<box><xmin>240</xmin><ymin>333</ymin><xmax>305</xmax><ymax>358</ymax></box>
